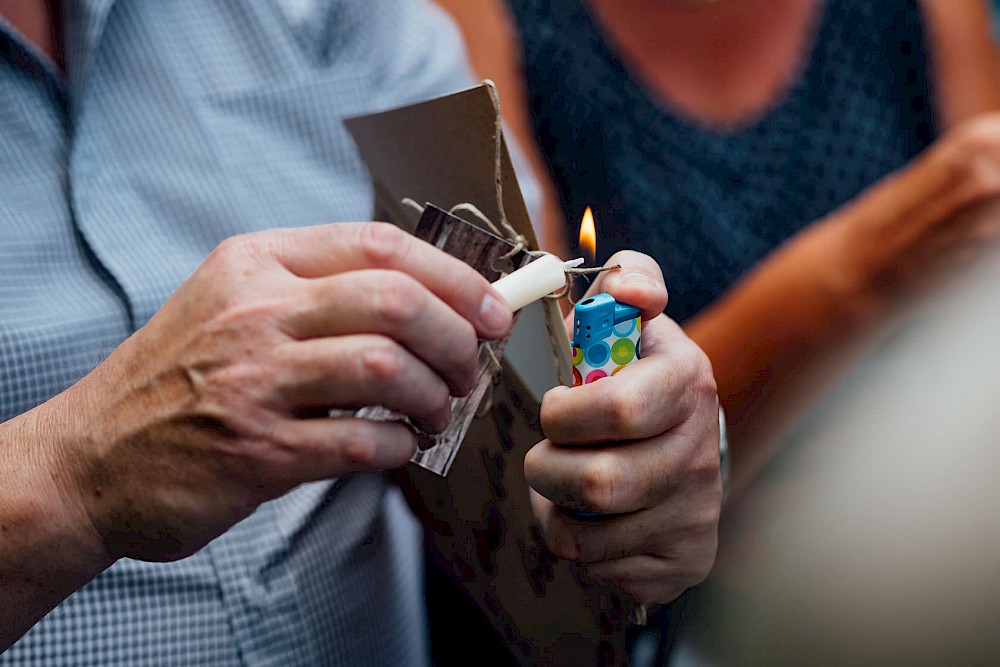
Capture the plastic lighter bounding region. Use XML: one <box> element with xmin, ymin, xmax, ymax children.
<box><xmin>571</xmin><ymin>293</ymin><xmax>641</xmax><ymax>386</ymax></box>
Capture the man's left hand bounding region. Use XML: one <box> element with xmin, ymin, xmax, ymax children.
<box><xmin>525</xmin><ymin>251</ymin><xmax>722</xmax><ymax>609</ymax></box>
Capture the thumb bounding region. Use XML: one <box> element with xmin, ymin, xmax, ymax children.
<box><xmin>580</xmin><ymin>250</ymin><xmax>667</xmax><ymax>320</ymax></box>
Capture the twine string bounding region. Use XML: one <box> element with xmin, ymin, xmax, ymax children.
<box><xmin>401</xmin><ymin>80</ymin><xmax>620</xmax><ymax>388</ymax></box>
<box><xmin>401</xmin><ymin>197</ymin><xmax>425</xmax><ymax>215</ymax></box>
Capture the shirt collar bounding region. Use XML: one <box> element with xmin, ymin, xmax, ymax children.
<box><xmin>0</xmin><ymin>11</ymin><xmax>63</xmax><ymax>83</ymax></box>
<box><xmin>63</xmin><ymin>0</ymin><xmax>117</xmax><ymax>117</ymax></box>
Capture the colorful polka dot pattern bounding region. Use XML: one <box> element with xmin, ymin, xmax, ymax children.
<box><xmin>572</xmin><ymin>315</ymin><xmax>641</xmax><ymax>386</ymax></box>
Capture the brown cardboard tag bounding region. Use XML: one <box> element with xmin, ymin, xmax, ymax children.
<box><xmin>344</xmin><ymin>82</ymin><xmax>572</xmax><ymax>391</ymax></box>
<box><xmin>407</xmin><ymin>204</ymin><xmax>528</xmax><ymax>475</ymax></box>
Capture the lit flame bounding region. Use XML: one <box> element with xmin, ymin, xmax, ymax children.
<box><xmin>578</xmin><ymin>207</ymin><xmax>597</xmax><ymax>262</ymax></box>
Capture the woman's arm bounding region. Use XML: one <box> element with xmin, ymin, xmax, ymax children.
<box><xmin>687</xmin><ymin>114</ymin><xmax>1000</xmax><ymax>496</ymax></box>
<box><xmin>687</xmin><ymin>3</ymin><xmax>1000</xmax><ymax>494</ymax></box>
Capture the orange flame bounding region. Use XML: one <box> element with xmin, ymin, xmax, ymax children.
<box><xmin>578</xmin><ymin>207</ymin><xmax>597</xmax><ymax>262</ymax></box>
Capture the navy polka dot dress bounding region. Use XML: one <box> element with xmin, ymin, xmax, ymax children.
<box><xmin>509</xmin><ymin>0</ymin><xmax>935</xmax><ymax>322</ymax></box>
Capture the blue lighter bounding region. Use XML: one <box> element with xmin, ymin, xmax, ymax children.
<box><xmin>571</xmin><ymin>293</ymin><xmax>641</xmax><ymax>387</ymax></box>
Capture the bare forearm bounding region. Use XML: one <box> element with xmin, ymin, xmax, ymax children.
<box><xmin>687</xmin><ymin>120</ymin><xmax>1000</xmax><ymax>494</ymax></box>
<box><xmin>685</xmin><ymin>210</ymin><xmax>864</xmax><ymax>494</ymax></box>
<box><xmin>0</xmin><ymin>392</ymin><xmax>113</xmax><ymax>651</ymax></box>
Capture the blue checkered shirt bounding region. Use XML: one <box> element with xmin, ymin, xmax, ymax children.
<box><xmin>0</xmin><ymin>1</ymin><xmax>480</xmax><ymax>664</ymax></box>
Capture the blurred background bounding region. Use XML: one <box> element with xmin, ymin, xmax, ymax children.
<box><xmin>672</xmin><ymin>216</ymin><xmax>1000</xmax><ymax>666</ymax></box>
<box><xmin>434</xmin><ymin>0</ymin><xmax>1000</xmax><ymax>664</ymax></box>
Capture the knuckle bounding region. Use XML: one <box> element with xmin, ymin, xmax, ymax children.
<box><xmin>538</xmin><ymin>391</ymin><xmax>571</xmax><ymax>441</ymax></box>
<box><xmin>675</xmin><ymin>556</ymin><xmax>714</xmax><ymax>594</ymax></box>
<box><xmin>693</xmin><ymin>346</ymin><xmax>719</xmax><ymax>395</ymax></box>
<box><xmin>204</xmin><ymin>237</ymin><xmax>243</xmax><ymax>272</ymax></box>
<box><xmin>191</xmin><ymin>359</ymin><xmax>260</xmax><ymax>408</ymax></box>
<box><xmin>270</xmin><ymin>357</ymin><xmax>305</xmax><ymax>398</ymax></box>
<box><xmin>678</xmin><ymin>347</ymin><xmax>719</xmax><ymax>416</ymax></box>
<box><xmin>673</xmin><ymin>445</ymin><xmax>723</xmax><ymax>524</ymax></box>
<box><xmin>680</xmin><ymin>490</ymin><xmax>723</xmax><ymax>553</ymax></box>
<box><xmin>261</xmin><ymin>420</ymin><xmax>298</xmax><ymax>460</ymax></box>
<box><xmin>654</xmin><ymin>526</ymin><xmax>718</xmax><ymax>594</ymax></box>
<box><xmin>695</xmin><ymin>490</ymin><xmax>723</xmax><ymax>534</ymax></box>
<box><xmin>578</xmin><ymin>454</ymin><xmax>625</xmax><ymax>513</ymax></box>
<box><xmin>680</xmin><ymin>335</ymin><xmax>717</xmax><ymax>390</ymax></box>
<box><xmin>426</xmin><ymin>380</ymin><xmax>452</xmax><ymax>415</ymax></box>
<box><xmin>214</xmin><ymin>232</ymin><xmax>253</xmax><ymax>257</ymax></box>
<box><xmin>691</xmin><ymin>450</ymin><xmax>723</xmax><ymax>495</ymax></box>
<box><xmin>340</xmin><ymin>424</ymin><xmax>379</xmax><ymax>466</ymax></box>
<box><xmin>359</xmin><ymin>222</ymin><xmax>411</xmax><ymax>267</ymax></box>
<box><xmin>211</xmin><ymin>231</ymin><xmax>273</xmax><ymax>270</ymax></box>
<box><xmin>359</xmin><ymin>340</ymin><xmax>404</xmax><ymax>384</ymax></box>
<box><xmin>343</xmin><ymin>438</ymin><xmax>378</xmax><ymax>467</ymax></box>
<box><xmin>368</xmin><ymin>272</ymin><xmax>425</xmax><ymax>328</ymax></box>
<box><xmin>689</xmin><ymin>534</ymin><xmax>719</xmax><ymax>586</ymax></box>
<box><xmin>603</xmin><ymin>389</ymin><xmax>642</xmax><ymax>433</ymax></box>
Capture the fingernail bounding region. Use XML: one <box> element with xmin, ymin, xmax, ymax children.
<box><xmin>479</xmin><ymin>292</ymin><xmax>512</xmax><ymax>335</ymax></box>
<box><xmin>622</xmin><ymin>272</ymin><xmax>658</xmax><ymax>288</ymax></box>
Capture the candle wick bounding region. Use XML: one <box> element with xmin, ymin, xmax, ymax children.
<box><xmin>565</xmin><ymin>263</ymin><xmax>621</xmax><ymax>276</ymax></box>
<box><xmin>541</xmin><ymin>263</ymin><xmax>623</xmax><ymax>305</ymax></box>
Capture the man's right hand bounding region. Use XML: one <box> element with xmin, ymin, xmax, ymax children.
<box><xmin>20</xmin><ymin>222</ymin><xmax>512</xmax><ymax>563</ymax></box>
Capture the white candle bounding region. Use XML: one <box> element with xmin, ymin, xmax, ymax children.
<box><xmin>492</xmin><ymin>255</ymin><xmax>584</xmax><ymax>312</ymax></box>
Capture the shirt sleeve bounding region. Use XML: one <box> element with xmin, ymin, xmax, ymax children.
<box><xmin>351</xmin><ymin>0</ymin><xmax>478</xmax><ymax>106</ymax></box>
<box><xmin>330</xmin><ymin>0</ymin><xmax>546</xmax><ymax>234</ymax></box>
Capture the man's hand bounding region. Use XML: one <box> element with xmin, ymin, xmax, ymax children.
<box><xmin>525</xmin><ymin>251</ymin><xmax>722</xmax><ymax>609</ymax></box>
<box><xmin>28</xmin><ymin>222</ymin><xmax>512</xmax><ymax>563</ymax></box>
